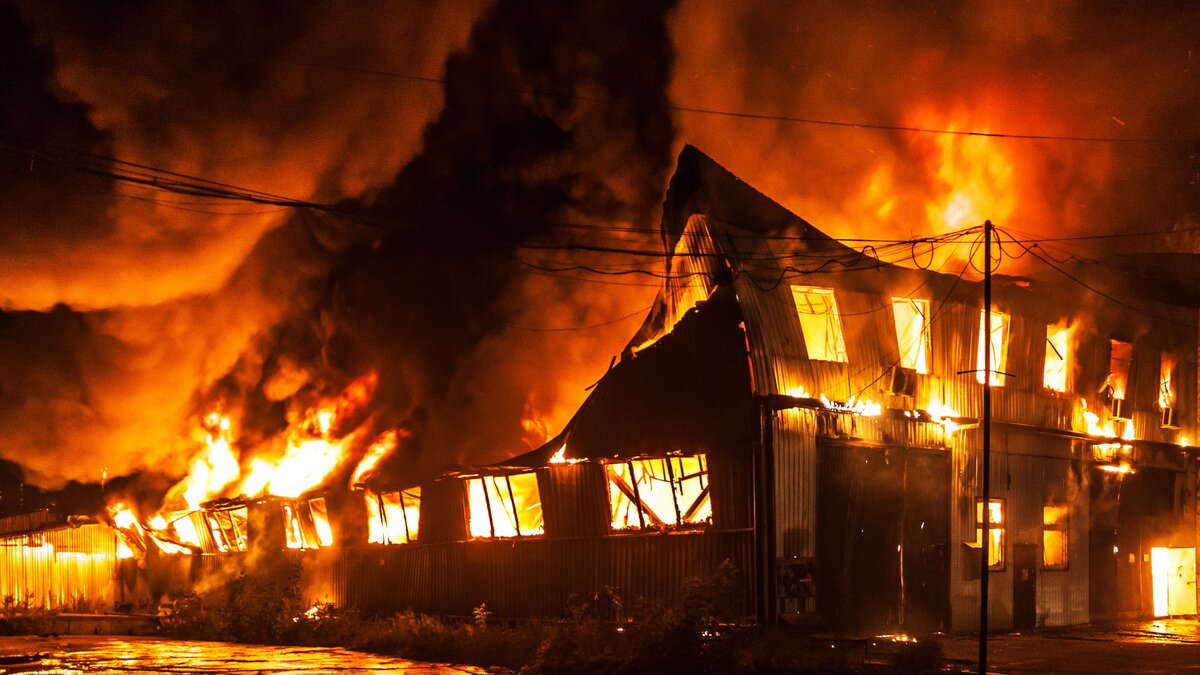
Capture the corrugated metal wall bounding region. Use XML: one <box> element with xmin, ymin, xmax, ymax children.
<box><xmin>538</xmin><ymin>463</ymin><xmax>609</xmax><ymax>538</ymax></box>
<box><xmin>332</xmin><ymin>531</ymin><xmax>753</xmax><ymax>618</ymax></box>
<box><xmin>0</xmin><ymin>524</ymin><xmax>118</xmax><ymax>611</ymax></box>
<box><xmin>157</xmin><ymin>531</ymin><xmax>754</xmax><ymax>620</ymax></box>
<box><xmin>772</xmin><ymin>408</ymin><xmax>819</xmax><ymax>560</ymax></box>
<box><xmin>949</xmin><ymin>429</ymin><xmax>1090</xmax><ymax>631</ymax></box>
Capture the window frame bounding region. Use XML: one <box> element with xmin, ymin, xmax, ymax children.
<box><xmin>1043</xmin><ymin>324</ymin><xmax>1072</xmax><ymax>393</ymax></box>
<box><xmin>791</xmin><ymin>286</ymin><xmax>849</xmax><ymax>363</ymax></box>
<box><xmin>891</xmin><ymin>297</ymin><xmax>932</xmax><ymax>374</ymax></box>
<box><xmin>467</xmin><ymin>472</ymin><xmax>544</xmax><ymax>539</ymax></box>
<box><xmin>1042</xmin><ymin>503</ymin><xmax>1069</xmax><ymax>570</ymax></box>
<box><xmin>605</xmin><ymin>455</ymin><xmax>711</xmax><ymax>532</ymax></box>
<box><xmin>368</xmin><ymin>487</ymin><xmax>421</xmax><ymax>545</ymax></box>
<box><xmin>976</xmin><ymin>309</ymin><xmax>1010</xmax><ymax>386</ymax></box>
<box><xmin>973</xmin><ymin>497</ymin><xmax>1006</xmax><ymax>570</ymax></box>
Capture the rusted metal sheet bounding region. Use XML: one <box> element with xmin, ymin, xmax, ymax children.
<box><xmin>0</xmin><ymin>523</ymin><xmax>117</xmax><ymax>611</ymax></box>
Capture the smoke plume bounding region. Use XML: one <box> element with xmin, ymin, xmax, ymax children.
<box><xmin>669</xmin><ymin>3</ymin><xmax>1200</xmax><ymax>254</ymax></box>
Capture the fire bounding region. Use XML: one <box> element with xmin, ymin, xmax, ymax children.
<box><xmin>467</xmin><ymin>472</ymin><xmax>544</xmax><ymax>538</ymax></box>
<box><xmin>180</xmin><ymin>412</ymin><xmax>240</xmax><ymax>511</ymax></box>
<box><xmin>819</xmin><ymin>393</ymin><xmax>882</xmax><ymax>417</ymax></box>
<box><xmin>351</xmin><ymin>430</ymin><xmax>402</xmax><ymax>487</ymax></box>
<box><xmin>166</xmin><ymin>372</ymin><xmax>382</xmax><ymax>507</ymax></box>
<box><xmin>257</xmin><ymin>435</ymin><xmax>351</xmax><ymax>500</ymax></box>
<box><xmin>111</xmin><ymin>505</ymin><xmax>138</xmax><ymax>530</ymax></box>
<box><xmin>1044</xmin><ymin>324</ymin><xmax>1073</xmax><ymax>393</ymax></box>
<box><xmin>549</xmin><ymin>443</ymin><xmax>579</xmax><ymax>465</ymax></box>
<box><xmin>130</xmin><ymin>371</ymin><xmax>399</xmax><ymax>556</ymax></box>
<box><xmin>783</xmin><ymin>385</ymin><xmax>880</xmax><ymax>417</ymax></box>
<box><xmin>786</xmin><ymin>385</ymin><xmax>812</xmax><ymax>399</ymax></box>
<box><xmin>520</xmin><ymin>397</ymin><xmax>553</xmax><ymax>449</ymax></box>
<box><xmin>915</xmin><ymin>111</ymin><xmax>1016</xmax><ymax>235</ymax></box>
<box><xmin>1159</xmin><ymin>354</ymin><xmax>1176</xmax><ymax>410</ymax></box>
<box><xmin>926</xmin><ymin>398</ymin><xmax>961</xmax><ymax>433</ymax></box>
<box><xmin>1081</xmin><ymin>398</ymin><xmax>1133</xmax><ymax>440</ymax></box>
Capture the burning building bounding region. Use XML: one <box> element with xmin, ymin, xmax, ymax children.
<box><xmin>7</xmin><ymin>146</ymin><xmax>1200</xmax><ymax>635</ymax></box>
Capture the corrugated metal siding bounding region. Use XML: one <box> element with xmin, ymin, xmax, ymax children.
<box><xmin>0</xmin><ymin>510</ymin><xmax>63</xmax><ymax>536</ymax></box>
<box><xmin>296</xmin><ymin>531</ymin><xmax>753</xmax><ymax>619</ymax></box>
<box><xmin>418</xmin><ymin>479</ymin><xmax>467</xmax><ymax>544</ymax></box>
<box><xmin>663</xmin><ymin>215</ymin><xmax>722</xmax><ymax>331</ymax></box>
<box><xmin>949</xmin><ymin>429</ymin><xmax>1090</xmax><ymax>631</ymax></box>
<box><xmin>538</xmin><ymin>463</ymin><xmax>609</xmax><ymax>538</ymax></box>
<box><xmin>0</xmin><ymin>524</ymin><xmax>117</xmax><ymax>610</ymax></box>
<box><xmin>773</xmin><ymin>408</ymin><xmax>819</xmax><ymax>559</ymax></box>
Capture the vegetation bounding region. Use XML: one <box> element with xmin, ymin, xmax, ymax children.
<box><xmin>0</xmin><ymin>594</ymin><xmax>51</xmax><ymax>636</ymax></box>
<box><xmin>150</xmin><ymin>558</ymin><xmax>943</xmax><ymax>673</ymax></box>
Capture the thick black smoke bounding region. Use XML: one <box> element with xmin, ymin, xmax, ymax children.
<box><xmin>0</xmin><ymin>0</ymin><xmax>677</xmax><ymax>501</ymax></box>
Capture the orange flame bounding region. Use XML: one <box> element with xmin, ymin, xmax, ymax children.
<box><xmin>180</xmin><ymin>413</ymin><xmax>240</xmax><ymax>511</ymax></box>
<box><xmin>351</xmin><ymin>430</ymin><xmax>403</xmax><ymax>487</ymax></box>
<box><xmin>916</xmin><ymin>112</ymin><xmax>1016</xmax><ymax>235</ymax></box>
<box><xmin>1159</xmin><ymin>354</ymin><xmax>1177</xmax><ymax>410</ymax></box>
<box><xmin>152</xmin><ymin>371</ymin><xmax>388</xmax><ymax>538</ymax></box>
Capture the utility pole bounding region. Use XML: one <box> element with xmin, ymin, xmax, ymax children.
<box><xmin>980</xmin><ymin>220</ymin><xmax>993</xmax><ymax>674</ymax></box>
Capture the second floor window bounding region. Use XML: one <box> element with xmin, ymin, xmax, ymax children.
<box><xmin>1044</xmin><ymin>324</ymin><xmax>1072</xmax><ymax>392</ymax></box>
<box><xmin>792</xmin><ymin>286</ymin><xmax>848</xmax><ymax>362</ymax></box>
<box><xmin>892</xmin><ymin>297</ymin><xmax>931</xmax><ymax>374</ymax></box>
<box><xmin>976</xmin><ymin>310</ymin><xmax>1010</xmax><ymax>386</ymax></box>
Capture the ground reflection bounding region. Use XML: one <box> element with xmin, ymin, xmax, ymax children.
<box><xmin>0</xmin><ymin>636</ymin><xmax>485</xmax><ymax>674</ymax></box>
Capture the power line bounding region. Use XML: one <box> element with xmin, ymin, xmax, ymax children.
<box><xmin>273</xmin><ymin>56</ymin><xmax>1200</xmax><ymax>146</ymax></box>
<box><xmin>512</xmin><ymin>304</ymin><xmax>654</xmax><ymax>332</ymax></box>
<box><xmin>998</xmin><ymin>228</ymin><xmax>1193</xmax><ymax>327</ymax></box>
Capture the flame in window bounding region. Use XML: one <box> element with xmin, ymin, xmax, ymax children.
<box><xmin>976</xmin><ymin>310</ymin><xmax>1010</xmax><ymax>386</ymax></box>
<box><xmin>1044</xmin><ymin>324</ymin><xmax>1072</xmax><ymax>392</ymax></box>
<box><xmin>1159</xmin><ymin>353</ymin><xmax>1177</xmax><ymax>410</ymax></box>
<box><xmin>791</xmin><ymin>286</ymin><xmax>848</xmax><ymax>363</ymax></box>
<box><xmin>892</xmin><ymin>297</ymin><xmax>931</xmax><ymax>374</ymax></box>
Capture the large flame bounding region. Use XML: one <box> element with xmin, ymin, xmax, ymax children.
<box><xmin>152</xmin><ymin>371</ymin><xmax>395</xmax><ymax>519</ymax></box>
<box><xmin>919</xmin><ymin>114</ymin><xmax>1016</xmax><ymax>234</ymax></box>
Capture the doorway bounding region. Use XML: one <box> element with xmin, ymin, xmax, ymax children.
<box><xmin>1013</xmin><ymin>544</ymin><xmax>1037</xmax><ymax>630</ymax></box>
<box><xmin>1151</xmin><ymin>547</ymin><xmax>1196</xmax><ymax>617</ymax></box>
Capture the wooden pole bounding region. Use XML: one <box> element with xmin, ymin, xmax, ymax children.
<box><xmin>980</xmin><ymin>220</ymin><xmax>993</xmax><ymax>674</ymax></box>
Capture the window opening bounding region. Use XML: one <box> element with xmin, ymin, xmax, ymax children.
<box><xmin>1042</xmin><ymin>504</ymin><xmax>1069</xmax><ymax>569</ymax></box>
<box><xmin>972</xmin><ymin>498</ymin><xmax>1005</xmax><ymax>569</ymax></box>
<box><xmin>976</xmin><ymin>310</ymin><xmax>1010</xmax><ymax>386</ymax></box>
<box><xmin>1044</xmin><ymin>324</ymin><xmax>1071</xmax><ymax>392</ymax></box>
<box><xmin>606</xmin><ymin>455</ymin><xmax>711</xmax><ymax>531</ymax></box>
<box><xmin>467</xmin><ymin>473</ymin><xmax>543</xmax><ymax>538</ymax></box>
<box><xmin>892</xmin><ymin>298</ymin><xmax>931</xmax><ymax>374</ymax></box>
<box><xmin>792</xmin><ymin>286</ymin><xmax>848</xmax><ymax>362</ymax></box>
